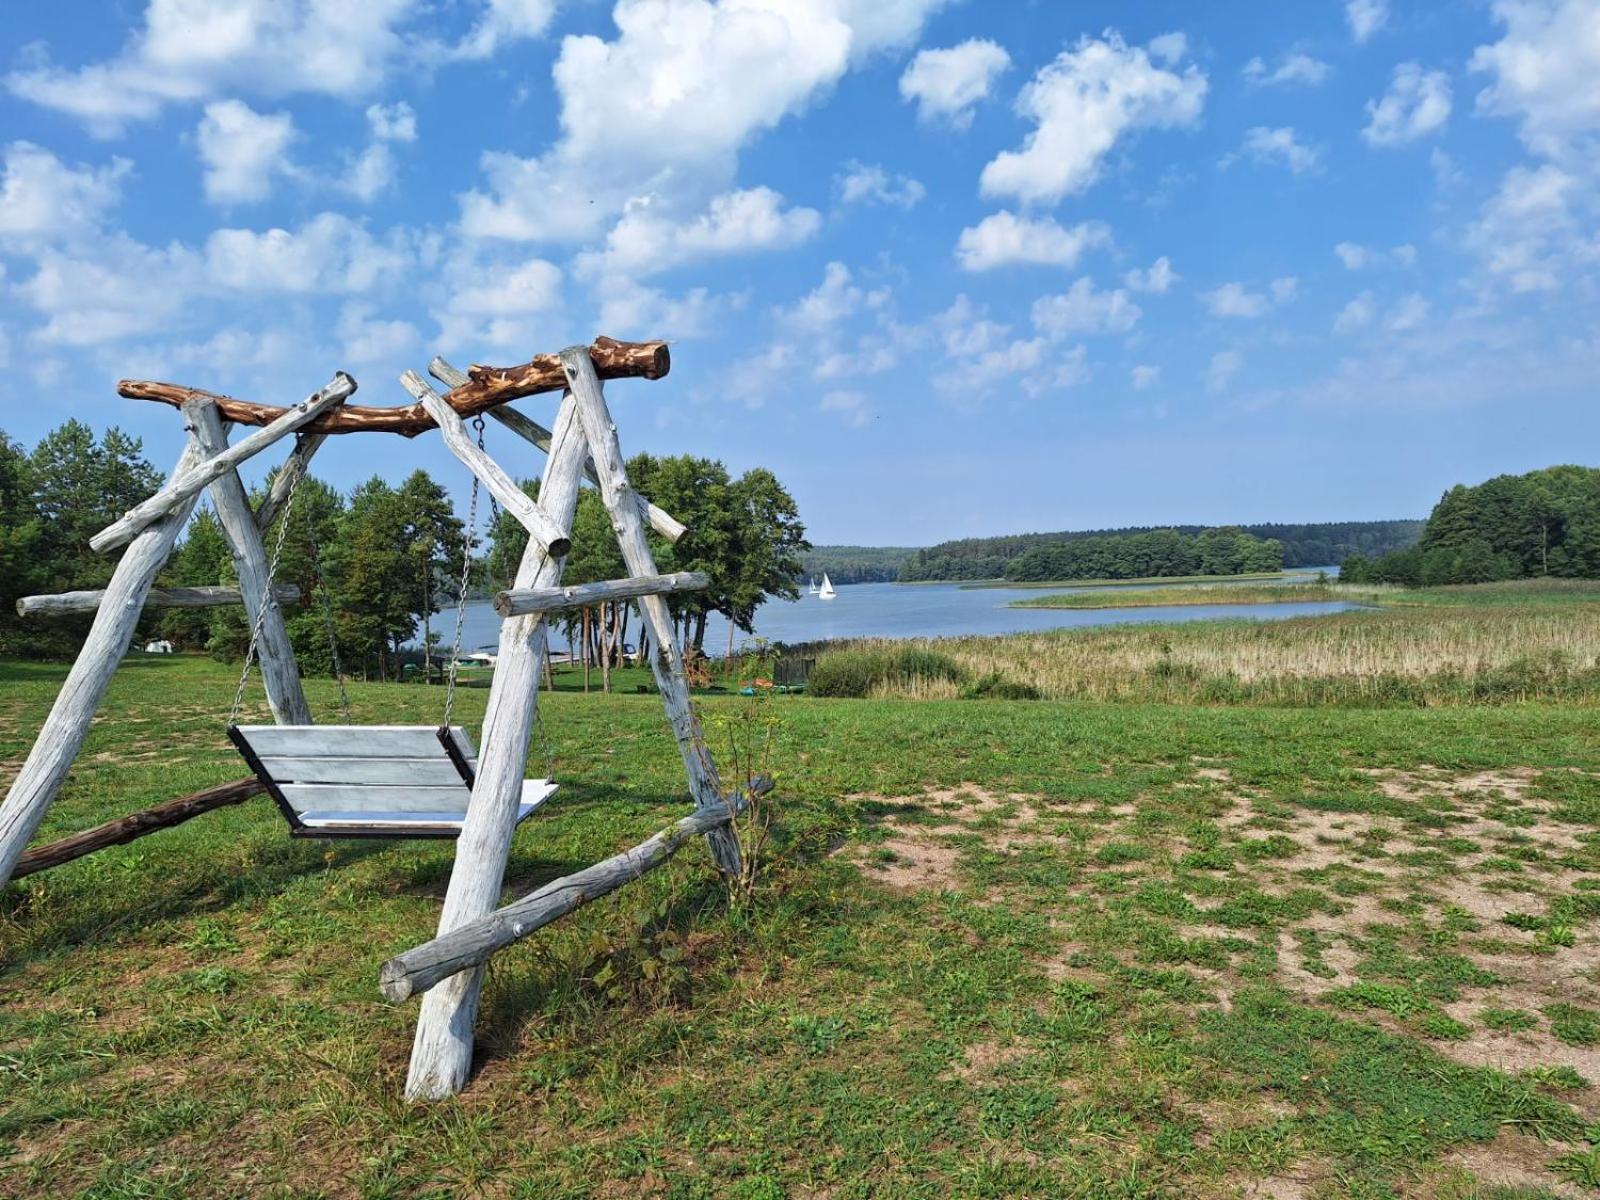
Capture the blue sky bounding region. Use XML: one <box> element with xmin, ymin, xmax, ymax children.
<box><xmin>1</xmin><ymin>0</ymin><xmax>1596</xmax><ymax>545</ymax></box>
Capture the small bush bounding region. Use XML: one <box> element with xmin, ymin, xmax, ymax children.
<box><xmin>807</xmin><ymin>645</ymin><xmax>967</xmax><ymax>698</ymax></box>
<box><xmin>960</xmin><ymin>671</ymin><xmax>1041</xmax><ymax>700</ymax></box>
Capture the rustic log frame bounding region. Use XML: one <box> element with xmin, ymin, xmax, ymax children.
<box><xmin>5</xmin><ymin>334</ymin><xmax>758</xmax><ymax>1107</ymax></box>
<box><xmin>381</xmin><ymin>777</ymin><xmax>770</xmax><ymax>1002</ymax></box>
<box><xmin>90</xmin><ymin>374</ymin><xmax>355</xmax><ymax>554</ymax></box>
<box><xmin>404</xmin><ymin>389</ymin><xmax>592</xmax><ymax>1101</ymax></box>
<box><xmin>17</xmin><ymin>584</ymin><xmax>299</xmax><ymax>618</ymax></box>
<box><xmin>189</xmin><ymin>403</ymin><xmax>314</xmax><ymax>727</ymax></box>
<box><xmin>428</xmin><ymin>358</ymin><xmax>689</xmax><ymax>545</ymax></box>
<box><xmin>399</xmin><ymin>371</ymin><xmax>573</xmax><ymax>559</ymax></box>
<box><xmin>120</xmin><ymin>338</ymin><xmax>668</xmax><ymax>437</ymax></box>
<box><xmin>558</xmin><ymin>347</ymin><xmax>743</xmax><ymax>877</ymax></box>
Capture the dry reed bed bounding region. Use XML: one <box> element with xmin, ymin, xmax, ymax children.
<box><xmin>849</xmin><ymin>605</ymin><xmax>1600</xmax><ymax>705</ymax></box>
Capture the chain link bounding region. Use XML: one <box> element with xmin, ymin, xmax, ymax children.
<box><xmin>441</xmin><ymin>418</ymin><xmax>487</xmax><ymax>730</ymax></box>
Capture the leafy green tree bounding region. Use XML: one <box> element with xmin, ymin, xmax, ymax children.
<box><xmin>0</xmin><ymin>433</ymin><xmax>43</xmax><ymax>655</ymax></box>
<box><xmin>157</xmin><ymin>506</ymin><xmax>231</xmax><ymax>649</ymax></box>
<box><xmin>28</xmin><ymin>420</ymin><xmax>162</xmax><ymax>593</ymax></box>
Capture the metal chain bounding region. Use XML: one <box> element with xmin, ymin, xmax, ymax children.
<box><xmin>229</xmin><ymin>460</ymin><xmax>304</xmax><ymax>727</ymax></box>
<box><xmin>440</xmin><ymin>418</ymin><xmax>486</xmax><ymax>730</ymax></box>
<box><xmin>302</xmin><ymin>486</ymin><xmax>352</xmax><ymax>721</ymax></box>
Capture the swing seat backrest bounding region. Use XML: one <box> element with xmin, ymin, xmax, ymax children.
<box><xmin>229</xmin><ymin>725</ymin><xmax>557</xmax><ymax>839</ymax></box>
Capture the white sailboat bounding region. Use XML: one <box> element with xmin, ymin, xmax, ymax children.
<box><xmin>818</xmin><ymin>572</ymin><xmax>836</xmax><ymax>600</ymax></box>
<box><xmin>807</xmin><ymin>576</ymin><xmax>819</xmax><ymax>595</ymax></box>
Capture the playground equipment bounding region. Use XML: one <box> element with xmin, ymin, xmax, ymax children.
<box><xmin>0</xmin><ymin>338</ymin><xmax>758</xmax><ymax>1100</ymax></box>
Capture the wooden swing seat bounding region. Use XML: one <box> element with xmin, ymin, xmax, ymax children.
<box><xmin>229</xmin><ymin>725</ymin><xmax>556</xmax><ymax>839</ymax></box>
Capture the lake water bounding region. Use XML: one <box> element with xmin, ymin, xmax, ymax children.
<box><xmin>430</xmin><ymin>578</ymin><xmax>1360</xmax><ymax>657</ymax></box>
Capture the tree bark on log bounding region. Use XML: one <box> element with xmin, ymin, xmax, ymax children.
<box><xmin>18</xmin><ymin>585</ymin><xmax>300</xmax><ymax>618</ymax></box>
<box><xmin>90</xmin><ymin>375</ymin><xmax>355</xmax><ymax>554</ymax></box>
<box><xmin>428</xmin><ymin>357</ymin><xmax>688</xmax><ymax>544</ymax></box>
<box><xmin>380</xmin><ymin>779</ymin><xmax>768</xmax><ymax>1003</ymax></box>
<box><xmin>120</xmin><ymin>339</ymin><xmax>668</xmax><ymax>438</ymax></box>
<box><xmin>12</xmin><ymin>778</ymin><xmax>265</xmax><ymax>880</ymax></box>
<box><xmin>494</xmin><ymin>571</ymin><xmax>708</xmax><ymax>618</ymax></box>
<box><xmin>404</xmin><ymin>390</ymin><xmax>589</xmax><ymax>1102</ymax></box>
<box><xmin>558</xmin><ymin>347</ymin><xmax>742</xmax><ymax>877</ymax></box>
<box><xmin>0</xmin><ymin>418</ymin><xmax>212</xmax><ymax>890</ymax></box>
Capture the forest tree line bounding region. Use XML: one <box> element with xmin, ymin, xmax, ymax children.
<box><xmin>1341</xmin><ymin>466</ymin><xmax>1600</xmax><ymax>586</ymax></box>
<box><xmin>897</xmin><ymin>519</ymin><xmax>1422</xmax><ymax>581</ymax></box>
<box><xmin>0</xmin><ymin>421</ymin><xmax>807</xmax><ymax>678</ymax></box>
<box><xmin>1005</xmin><ymin>527</ymin><xmax>1284</xmax><ymax>583</ymax></box>
<box><xmin>797</xmin><ymin>545</ymin><xmax>919</xmax><ymax>585</ymax></box>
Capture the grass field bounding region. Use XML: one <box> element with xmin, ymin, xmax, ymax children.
<box><xmin>830</xmin><ymin>581</ymin><xmax>1600</xmax><ymax>706</ymax></box>
<box><xmin>5</xmin><ymin>591</ymin><xmax>1600</xmax><ymax>1197</ymax></box>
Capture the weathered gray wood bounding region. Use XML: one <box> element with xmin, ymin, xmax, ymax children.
<box><xmin>405</xmin><ymin>389</ymin><xmax>591</xmax><ymax>1101</ymax></box>
<box><xmin>236</xmin><ymin>725</ymin><xmax>459</xmax><ymax>758</ymax></box>
<box><xmin>429</xmin><ymin>357</ymin><xmax>688</xmax><ymax>544</ymax></box>
<box><xmin>380</xmin><ymin>778</ymin><xmax>770</xmax><ymax>1002</ymax></box>
<box><xmin>254</xmin><ymin>425</ymin><xmax>334</xmax><ymax>533</ymax></box>
<box><xmin>559</xmin><ymin>347</ymin><xmax>742</xmax><ymax>876</ymax></box>
<box><xmin>279</xmin><ymin>784</ymin><xmax>481</xmax><ymax>814</ymax></box>
<box><xmin>494</xmin><ymin>571</ymin><xmax>709</xmax><ymax>618</ymax></box>
<box><xmin>190</xmin><ymin>404</ymin><xmax>313</xmax><ymax>727</ymax></box>
<box><xmin>17</xmin><ymin>584</ymin><xmax>299</xmax><ymax>618</ymax></box>
<box><xmin>257</xmin><ymin>756</ymin><xmax>466</xmax><ymax>786</ymax></box>
<box><xmin>90</xmin><ymin>374</ymin><xmax>355</xmax><ymax>554</ymax></box>
<box><xmin>0</xmin><ymin>416</ymin><xmax>212</xmax><ymax>890</ymax></box>
<box><xmin>400</xmin><ymin>371</ymin><xmax>572</xmax><ymax>558</ymax></box>
<box><xmin>12</xmin><ymin>777</ymin><xmax>265</xmax><ymax>880</ymax></box>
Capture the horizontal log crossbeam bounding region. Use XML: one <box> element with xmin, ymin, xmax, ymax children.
<box><xmin>17</xmin><ymin>584</ymin><xmax>300</xmax><ymax>618</ymax></box>
<box><xmin>119</xmin><ymin>339</ymin><xmax>669</xmax><ymax>438</ymax></box>
<box><xmin>493</xmin><ymin>571</ymin><xmax>708</xmax><ymax>618</ymax></box>
<box><xmin>379</xmin><ymin>776</ymin><xmax>770</xmax><ymax>1003</ymax></box>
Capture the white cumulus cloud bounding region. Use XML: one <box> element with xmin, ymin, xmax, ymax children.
<box><xmin>1470</xmin><ymin>0</ymin><xmax>1600</xmax><ymax>161</ymax></box>
<box><xmin>899</xmin><ymin>38</ymin><xmax>1010</xmax><ymax>128</ymax></box>
<box><xmin>1030</xmin><ymin>278</ymin><xmax>1142</xmax><ymax>337</ymax></box>
<box><xmin>582</xmin><ymin>186</ymin><xmax>820</xmax><ymax>279</ymax></box>
<box><xmin>1232</xmin><ymin>126</ymin><xmax>1321</xmax><ymax>174</ymax></box>
<box><xmin>197</xmin><ymin>99</ymin><xmax>298</xmax><ymax>204</ymax></box>
<box><xmin>1124</xmin><ymin>256</ymin><xmax>1178</xmax><ymax>293</ymax></box>
<box><xmin>980</xmin><ymin>30</ymin><xmax>1206</xmax><ymax>206</ymax></box>
<box><xmin>0</xmin><ymin>141</ymin><xmax>130</xmax><ymax>246</ymax></box>
<box><xmin>1242</xmin><ymin>52</ymin><xmax>1331</xmax><ymax>87</ymax></box>
<box><xmin>6</xmin><ymin>0</ymin><xmax>427</xmax><ymax>136</ymax></box>
<box><xmin>836</xmin><ymin>161</ymin><xmax>925</xmax><ymax>209</ymax></box>
<box><xmin>1205</xmin><ymin>349</ymin><xmax>1243</xmax><ymax>392</ymax></box>
<box><xmin>459</xmin><ymin>0</ymin><xmax>949</xmax><ymax>243</ymax></box>
<box><xmin>1363</xmin><ymin>63</ymin><xmax>1452</xmax><ymax>146</ymax></box>
<box><xmin>954</xmin><ymin>211</ymin><xmax>1110</xmax><ymax>271</ymax></box>
<box><xmin>1346</xmin><ymin>0</ymin><xmax>1389</xmax><ymax>42</ymax></box>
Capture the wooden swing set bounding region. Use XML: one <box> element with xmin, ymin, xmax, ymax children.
<box><xmin>0</xmin><ymin>338</ymin><xmax>763</xmax><ymax>1100</ymax></box>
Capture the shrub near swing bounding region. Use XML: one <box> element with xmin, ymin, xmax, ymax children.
<box><xmin>807</xmin><ymin>644</ymin><xmax>967</xmax><ymax>698</ymax></box>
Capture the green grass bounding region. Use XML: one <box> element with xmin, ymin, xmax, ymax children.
<box><xmin>817</xmin><ymin>578</ymin><xmax>1600</xmax><ymax>706</ymax></box>
<box><xmin>4</xmin><ymin>648</ymin><xmax>1600</xmax><ymax>1196</ymax></box>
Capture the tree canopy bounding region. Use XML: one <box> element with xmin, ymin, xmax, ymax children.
<box><xmin>1006</xmin><ymin>527</ymin><xmax>1283</xmax><ymax>582</ymax></box>
<box><xmin>1342</xmin><ymin>466</ymin><xmax>1600</xmax><ymax>587</ymax></box>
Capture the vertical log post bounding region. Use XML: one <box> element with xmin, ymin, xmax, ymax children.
<box><xmin>189</xmin><ymin>404</ymin><xmax>313</xmax><ymax>727</ymax></box>
<box><xmin>558</xmin><ymin>347</ymin><xmax>741</xmax><ymax>876</ymax></box>
<box><xmin>404</xmin><ymin>391</ymin><xmax>591</xmax><ymax>1101</ymax></box>
<box><xmin>0</xmin><ymin>409</ymin><xmax>213</xmax><ymax>889</ymax></box>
